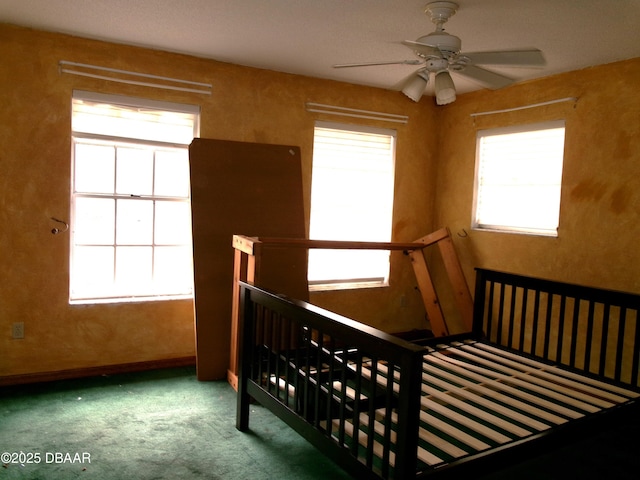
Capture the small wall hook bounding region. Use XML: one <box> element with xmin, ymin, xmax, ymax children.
<box><xmin>51</xmin><ymin>217</ymin><xmax>69</xmax><ymax>235</ymax></box>
<box><xmin>457</xmin><ymin>228</ymin><xmax>468</xmax><ymax>238</ymax></box>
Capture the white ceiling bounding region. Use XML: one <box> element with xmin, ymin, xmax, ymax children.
<box><xmin>2</xmin><ymin>0</ymin><xmax>640</xmax><ymax>98</ymax></box>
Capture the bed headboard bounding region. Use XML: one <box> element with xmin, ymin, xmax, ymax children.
<box><xmin>473</xmin><ymin>268</ymin><xmax>640</xmax><ymax>389</ymax></box>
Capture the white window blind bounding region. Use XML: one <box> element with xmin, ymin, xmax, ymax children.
<box><xmin>308</xmin><ymin>122</ymin><xmax>396</xmax><ymax>289</ymax></box>
<box><xmin>70</xmin><ymin>91</ymin><xmax>199</xmax><ymax>303</ymax></box>
<box><xmin>473</xmin><ymin>120</ymin><xmax>565</xmax><ymax>236</ymax></box>
<box><xmin>71</xmin><ymin>91</ymin><xmax>198</xmax><ymax>144</ymax></box>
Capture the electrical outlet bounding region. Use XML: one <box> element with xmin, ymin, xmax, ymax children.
<box><xmin>12</xmin><ymin>322</ymin><xmax>24</xmax><ymax>339</ymax></box>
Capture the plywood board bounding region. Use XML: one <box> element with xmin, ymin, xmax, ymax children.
<box><xmin>189</xmin><ymin>138</ymin><xmax>308</xmax><ymax>380</ymax></box>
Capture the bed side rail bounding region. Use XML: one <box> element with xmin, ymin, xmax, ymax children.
<box><xmin>236</xmin><ymin>282</ymin><xmax>426</xmax><ymax>480</ymax></box>
<box><xmin>473</xmin><ymin>268</ymin><xmax>640</xmax><ymax>389</ymax></box>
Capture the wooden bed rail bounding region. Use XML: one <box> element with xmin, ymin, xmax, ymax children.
<box><xmin>474</xmin><ymin>268</ymin><xmax>640</xmax><ymax>389</ymax></box>
<box><xmin>236</xmin><ymin>281</ymin><xmax>426</xmax><ymax>479</ymax></box>
<box><xmin>228</xmin><ymin>228</ymin><xmax>473</xmax><ymax>390</ymax></box>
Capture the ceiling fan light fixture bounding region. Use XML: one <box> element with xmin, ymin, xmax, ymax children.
<box><xmin>435</xmin><ymin>71</ymin><xmax>456</xmax><ymax>105</ymax></box>
<box><xmin>402</xmin><ymin>71</ymin><xmax>430</xmax><ymax>102</ymax></box>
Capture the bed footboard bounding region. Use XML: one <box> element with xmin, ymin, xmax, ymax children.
<box><xmin>235</xmin><ymin>282</ymin><xmax>427</xmax><ymax>479</ymax></box>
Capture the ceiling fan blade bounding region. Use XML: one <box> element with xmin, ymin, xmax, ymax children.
<box><xmin>455</xmin><ymin>64</ymin><xmax>514</xmax><ymax>89</ymax></box>
<box><xmin>333</xmin><ymin>59</ymin><xmax>423</xmax><ymax>68</ymax></box>
<box><xmin>402</xmin><ymin>40</ymin><xmax>442</xmax><ymax>58</ymax></box>
<box><xmin>463</xmin><ymin>49</ymin><xmax>546</xmax><ymax>67</ymax></box>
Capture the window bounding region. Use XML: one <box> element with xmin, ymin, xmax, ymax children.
<box><xmin>473</xmin><ymin>120</ymin><xmax>565</xmax><ymax>236</ymax></box>
<box><xmin>70</xmin><ymin>91</ymin><xmax>199</xmax><ymax>303</ymax></box>
<box><xmin>308</xmin><ymin>122</ymin><xmax>396</xmax><ymax>290</ymax></box>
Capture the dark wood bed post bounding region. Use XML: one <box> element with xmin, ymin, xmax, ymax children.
<box><xmin>472</xmin><ymin>268</ymin><xmax>489</xmax><ymax>337</ymax></box>
<box><xmin>235</xmin><ymin>284</ymin><xmax>253</xmax><ymax>432</ymax></box>
<box><xmin>392</xmin><ymin>348</ymin><xmax>425</xmax><ymax>479</ymax></box>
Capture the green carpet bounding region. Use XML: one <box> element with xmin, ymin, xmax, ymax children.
<box><xmin>2</xmin><ymin>367</ymin><xmax>639</xmax><ymax>479</ymax></box>
<box><xmin>0</xmin><ymin>367</ymin><xmax>353</xmax><ymax>480</ymax></box>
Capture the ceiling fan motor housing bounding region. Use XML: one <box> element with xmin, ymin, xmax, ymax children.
<box><xmin>416</xmin><ymin>32</ymin><xmax>462</xmax><ymax>57</ymax></box>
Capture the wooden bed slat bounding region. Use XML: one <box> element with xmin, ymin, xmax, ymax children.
<box><xmin>331</xmin><ymin>418</ymin><xmax>397</xmax><ymax>468</ymax></box>
<box><xmin>362</xmin><ymin>360</ymin><xmax>538</xmax><ymax>437</ymax></box>
<box><xmin>386</xmin><ymin>407</ymin><xmax>491</xmax><ymax>464</ymax></box>
<box><xmin>357</xmin><ymin>361</ymin><xmax>514</xmax><ymax>443</ymax></box>
<box><xmin>269</xmin><ymin>375</ymin><xmax>296</xmax><ymax>398</ymax></box>
<box><xmin>419</xmin><ymin>394</ymin><xmax>512</xmax><ymax>444</ymax></box>
<box><xmin>456</xmin><ymin>342</ymin><xmax>627</xmax><ymax>405</ymax></box>
<box><xmin>440</xmin><ymin>346</ymin><xmax>603</xmax><ymax>413</ymax></box>
<box><xmin>423</xmin><ymin>355</ymin><xmax>568</xmax><ymax>426</ymax></box>
<box><xmin>421</xmin><ymin>383</ymin><xmax>531</xmax><ymax>438</ymax></box>
<box><xmin>331</xmin><ymin>414</ymin><xmax>443</xmax><ymax>470</ymax></box>
<box><xmin>429</xmin><ymin>352</ymin><xmax>586</xmax><ymax>419</ymax></box>
<box><xmin>331</xmin><ymin>380</ymin><xmax>367</xmax><ymax>401</ymax></box>
<box><xmin>399</xmin><ymin>412</ymin><xmax>471</xmax><ymax>460</ymax></box>
<box><xmin>361</xmin><ymin>412</ymin><xmax>447</xmax><ymax>467</ymax></box>
<box><xmin>421</xmin><ymin>364</ymin><xmax>552</xmax><ymax>431</ymax></box>
<box><xmin>332</xmin><ymin>408</ymin><xmax>477</xmax><ymax>469</ymax></box>
<box><xmin>471</xmin><ymin>342</ymin><xmax>640</xmax><ymax>399</ymax></box>
<box><xmin>418</xmin><ymin>409</ymin><xmax>491</xmax><ymax>452</ymax></box>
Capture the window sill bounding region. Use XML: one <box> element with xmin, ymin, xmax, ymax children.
<box><xmin>472</xmin><ymin>225</ymin><xmax>558</xmax><ymax>237</ymax></box>
<box><xmin>69</xmin><ymin>294</ymin><xmax>194</xmax><ymax>306</ymax></box>
<box><xmin>309</xmin><ymin>280</ymin><xmax>389</xmax><ymax>292</ymax></box>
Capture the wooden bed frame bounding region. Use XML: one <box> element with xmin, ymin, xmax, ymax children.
<box><xmin>235</xmin><ymin>267</ymin><xmax>640</xmax><ymax>479</ymax></box>
<box><xmin>228</xmin><ymin>228</ymin><xmax>474</xmax><ymax>390</ymax></box>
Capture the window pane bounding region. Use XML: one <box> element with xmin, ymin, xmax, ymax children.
<box><xmin>155</xmin><ymin>149</ymin><xmax>190</xmax><ymax>197</ymax></box>
<box><xmin>74</xmin><ymin>143</ymin><xmax>114</xmax><ymax>194</ymax></box>
<box><xmin>115</xmin><ymin>246</ymin><xmax>152</xmax><ymax>294</ymax></box>
<box><xmin>71</xmin><ymin>246</ymin><xmax>114</xmax><ymax>298</ymax></box>
<box><xmin>116</xmin><ymin>199</ymin><xmax>154</xmax><ymax>245</ymax></box>
<box><xmin>155</xmin><ymin>201</ymin><xmax>192</xmax><ymax>245</ymax></box>
<box><xmin>116</xmin><ymin>146</ymin><xmax>153</xmax><ymax>195</ymax></box>
<box><xmin>308</xmin><ymin>250</ymin><xmax>389</xmax><ymax>282</ymax></box>
<box><xmin>154</xmin><ymin>246</ymin><xmax>194</xmax><ymax>295</ymax></box>
<box><xmin>74</xmin><ymin>197</ymin><xmax>115</xmax><ymax>244</ymax></box>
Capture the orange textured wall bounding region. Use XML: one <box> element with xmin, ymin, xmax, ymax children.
<box><xmin>4</xmin><ymin>23</ymin><xmax>636</xmax><ymax>378</ymax></box>
<box><xmin>0</xmin><ymin>24</ymin><xmax>436</xmax><ymax>379</ymax></box>
<box><xmin>433</xmin><ymin>58</ymin><xmax>640</xmax><ymax>333</ymax></box>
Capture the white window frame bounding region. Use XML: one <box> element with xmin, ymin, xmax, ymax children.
<box><xmin>308</xmin><ymin>121</ymin><xmax>396</xmax><ymax>291</ymax></box>
<box><xmin>70</xmin><ymin>91</ymin><xmax>199</xmax><ymax>304</ymax></box>
<box><xmin>472</xmin><ymin>120</ymin><xmax>566</xmax><ymax>237</ymax></box>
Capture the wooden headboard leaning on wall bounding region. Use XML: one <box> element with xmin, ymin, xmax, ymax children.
<box><xmin>189</xmin><ymin>138</ymin><xmax>308</xmax><ymax>381</ymax></box>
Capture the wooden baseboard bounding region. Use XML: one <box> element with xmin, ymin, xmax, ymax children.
<box><xmin>0</xmin><ymin>356</ymin><xmax>196</xmax><ymax>387</ymax></box>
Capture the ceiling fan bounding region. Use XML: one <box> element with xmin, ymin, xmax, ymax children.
<box><xmin>334</xmin><ymin>1</ymin><xmax>545</xmax><ymax>105</ymax></box>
